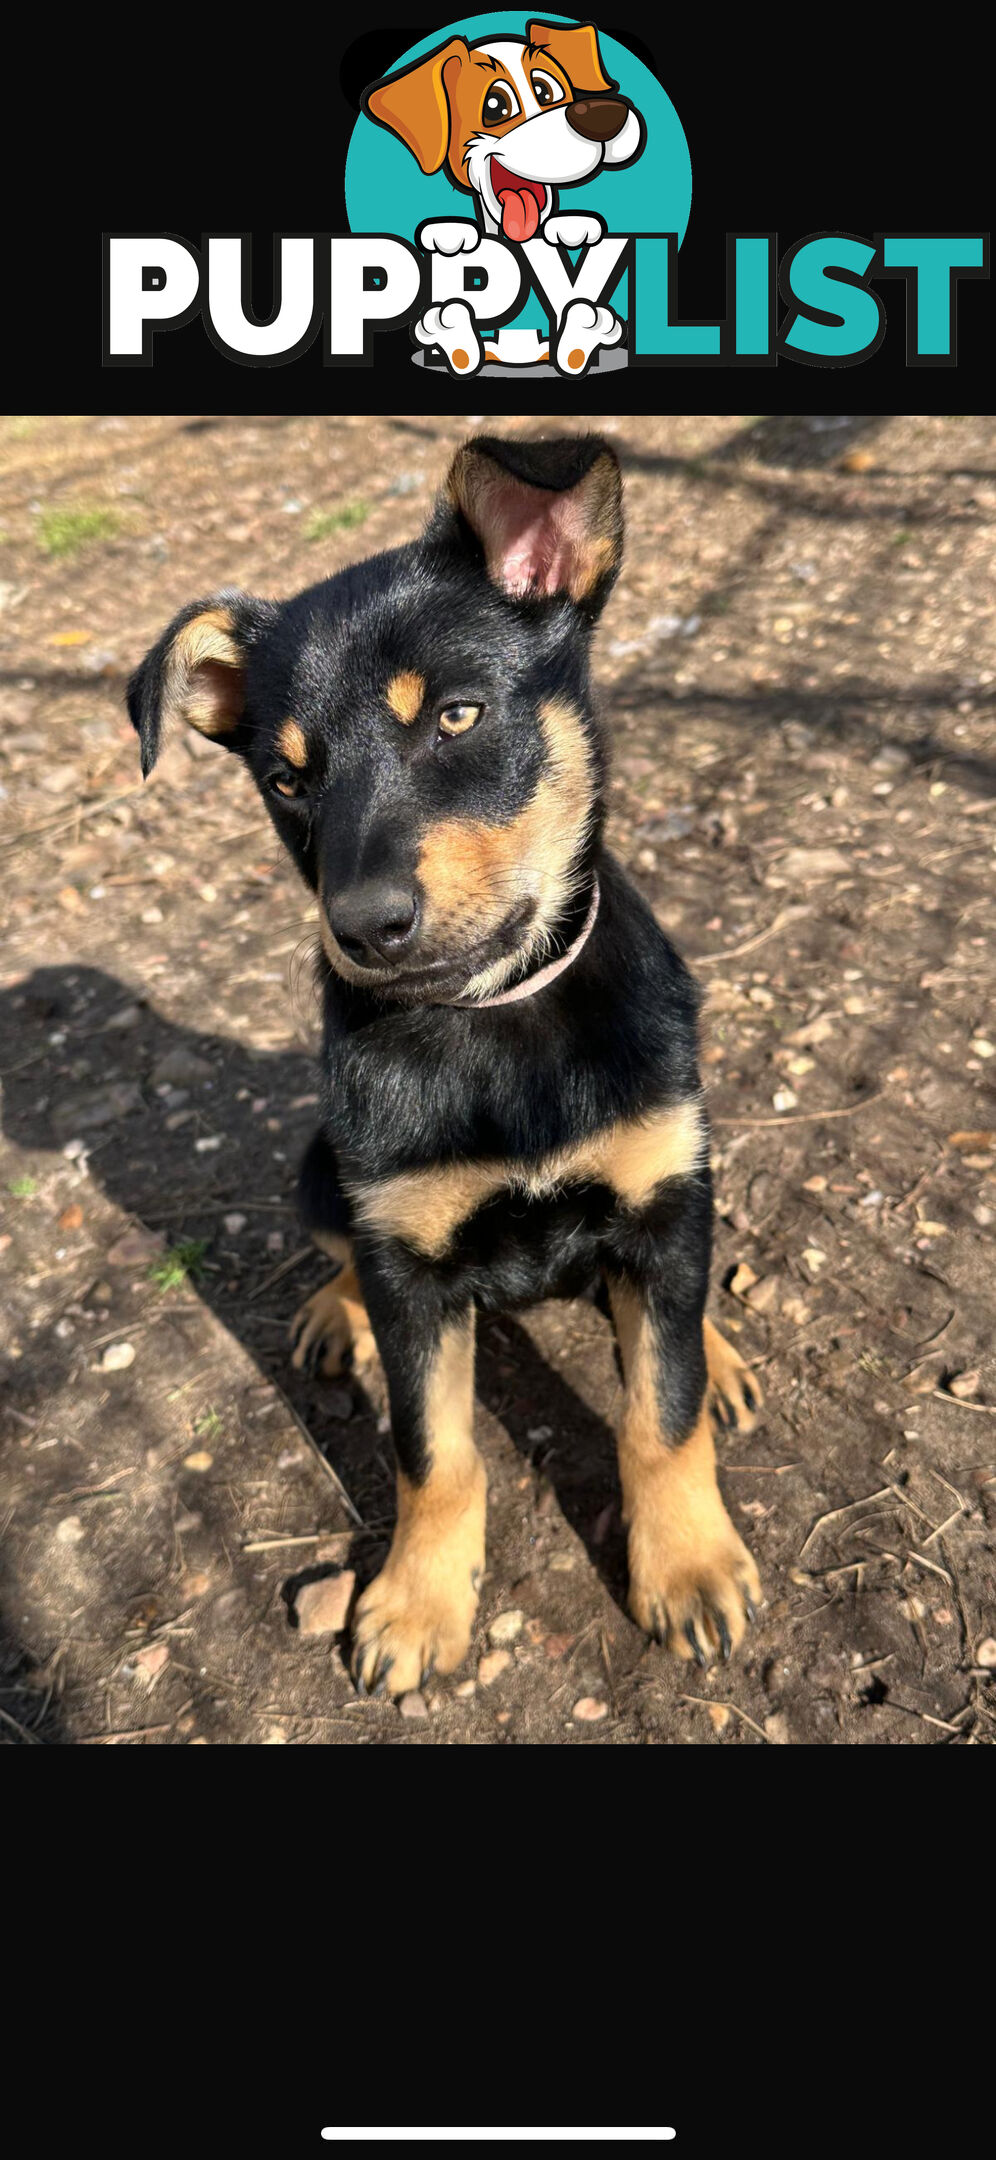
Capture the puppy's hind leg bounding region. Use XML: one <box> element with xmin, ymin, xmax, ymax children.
<box><xmin>289</xmin><ymin>1132</ymin><xmax>377</xmax><ymax>1380</ymax></box>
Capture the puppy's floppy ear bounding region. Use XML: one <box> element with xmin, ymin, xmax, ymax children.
<box><xmin>526</xmin><ymin>19</ymin><xmax>616</xmax><ymax>94</ymax></box>
<box><xmin>363</xmin><ymin>37</ymin><xmax>468</xmax><ymax>175</ymax></box>
<box><xmin>441</xmin><ymin>434</ymin><xmax>623</xmax><ymax>617</ymax></box>
<box><xmin>127</xmin><ymin>591</ymin><xmax>271</xmax><ymax>778</ymax></box>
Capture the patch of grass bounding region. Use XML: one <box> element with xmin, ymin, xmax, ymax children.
<box><xmin>305</xmin><ymin>501</ymin><xmax>370</xmax><ymax>541</ymax></box>
<box><xmin>148</xmin><ymin>1238</ymin><xmax>209</xmax><ymax>1291</ymax></box>
<box><xmin>194</xmin><ymin>1407</ymin><xmax>223</xmax><ymax>1441</ymax></box>
<box><xmin>37</xmin><ymin>505</ymin><xmax>121</xmax><ymax>558</ymax></box>
<box><xmin>7</xmin><ymin>1174</ymin><xmax>37</xmax><ymax>1197</ymax></box>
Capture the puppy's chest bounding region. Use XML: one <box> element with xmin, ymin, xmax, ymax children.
<box><xmin>343</xmin><ymin>1096</ymin><xmax>705</xmax><ymax>1265</ymax></box>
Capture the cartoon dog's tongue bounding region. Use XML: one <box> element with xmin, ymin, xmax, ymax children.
<box><xmin>491</xmin><ymin>160</ymin><xmax>544</xmax><ymax>243</ymax></box>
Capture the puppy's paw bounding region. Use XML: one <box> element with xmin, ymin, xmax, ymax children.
<box><xmin>555</xmin><ymin>298</ymin><xmax>622</xmax><ymax>376</ymax></box>
<box><xmin>414</xmin><ymin>300</ymin><xmax>482</xmax><ymax>375</ymax></box>
<box><xmin>704</xmin><ymin>1318</ymin><xmax>763</xmax><ymax>1436</ymax></box>
<box><xmin>351</xmin><ymin>1558</ymin><xmax>481</xmax><ymax>1697</ymax></box>
<box><xmin>290</xmin><ymin>1280</ymin><xmax>375</xmax><ymax>1380</ymax></box>
<box><xmin>417</xmin><ymin>219</ymin><xmax>480</xmax><ymax>255</ymax></box>
<box><xmin>629</xmin><ymin>1510</ymin><xmax>762</xmax><ymax>1669</ymax></box>
<box><xmin>543</xmin><ymin>211</ymin><xmax>605</xmax><ymax>248</ymax></box>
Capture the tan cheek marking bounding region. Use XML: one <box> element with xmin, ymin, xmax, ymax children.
<box><xmin>386</xmin><ymin>671</ymin><xmax>426</xmax><ymax>725</ymax></box>
<box><xmin>416</xmin><ymin>695</ymin><xmax>594</xmax><ymax>951</ymax></box>
<box><xmin>277</xmin><ymin>718</ymin><xmax>308</xmax><ymax>767</ymax></box>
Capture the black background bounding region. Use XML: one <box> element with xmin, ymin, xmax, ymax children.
<box><xmin>18</xmin><ymin>10</ymin><xmax>993</xmax><ymax>415</ymax></box>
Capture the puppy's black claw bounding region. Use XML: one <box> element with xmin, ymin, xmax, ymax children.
<box><xmin>742</xmin><ymin>1379</ymin><xmax>758</xmax><ymax>1412</ymax></box>
<box><xmin>714</xmin><ymin>1612</ymin><xmax>732</xmax><ymax>1662</ymax></box>
<box><xmin>684</xmin><ymin>1619</ymin><xmax>708</xmax><ymax>1669</ymax></box>
<box><xmin>743</xmin><ymin>1591</ymin><xmax>757</xmax><ymax>1624</ymax></box>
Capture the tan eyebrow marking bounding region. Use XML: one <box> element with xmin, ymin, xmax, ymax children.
<box><xmin>386</xmin><ymin>671</ymin><xmax>426</xmax><ymax>725</ymax></box>
<box><xmin>277</xmin><ymin>718</ymin><xmax>309</xmax><ymax>767</ymax></box>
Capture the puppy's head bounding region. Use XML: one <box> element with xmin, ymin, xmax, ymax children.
<box><xmin>128</xmin><ymin>436</ymin><xmax>623</xmax><ymax>1007</ymax></box>
<box><xmin>363</xmin><ymin>21</ymin><xmax>644</xmax><ymax>241</ymax></box>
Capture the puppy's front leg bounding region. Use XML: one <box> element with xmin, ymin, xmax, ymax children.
<box><xmin>608</xmin><ymin>1183</ymin><xmax>761</xmax><ymax>1666</ymax></box>
<box><xmin>349</xmin><ymin>1260</ymin><xmax>485</xmax><ymax>1696</ymax></box>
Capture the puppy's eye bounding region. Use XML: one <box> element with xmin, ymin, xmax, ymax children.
<box><xmin>530</xmin><ymin>71</ymin><xmax>563</xmax><ymax>107</ymax></box>
<box><xmin>483</xmin><ymin>82</ymin><xmax>519</xmax><ymax>124</ymax></box>
<box><xmin>269</xmin><ymin>770</ymin><xmax>305</xmax><ymax>799</ymax></box>
<box><xmin>438</xmin><ymin>703</ymin><xmax>482</xmax><ymax>738</ymax></box>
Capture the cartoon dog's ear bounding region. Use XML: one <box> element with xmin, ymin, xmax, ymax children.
<box><xmin>127</xmin><ymin>593</ymin><xmax>271</xmax><ymax>778</ymax></box>
<box><xmin>442</xmin><ymin>435</ymin><xmax>623</xmax><ymax>616</ymax></box>
<box><xmin>526</xmin><ymin>19</ymin><xmax>616</xmax><ymax>94</ymax></box>
<box><xmin>363</xmin><ymin>37</ymin><xmax>469</xmax><ymax>175</ymax></box>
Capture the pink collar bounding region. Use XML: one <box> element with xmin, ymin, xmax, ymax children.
<box><xmin>446</xmin><ymin>877</ymin><xmax>600</xmax><ymax>1009</ymax></box>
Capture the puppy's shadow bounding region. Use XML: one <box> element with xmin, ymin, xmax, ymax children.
<box><xmin>1</xmin><ymin>965</ymin><xmax>627</xmax><ymax>1610</ymax></box>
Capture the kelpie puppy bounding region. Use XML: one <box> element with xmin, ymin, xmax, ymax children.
<box><xmin>128</xmin><ymin>434</ymin><xmax>763</xmax><ymax>1698</ymax></box>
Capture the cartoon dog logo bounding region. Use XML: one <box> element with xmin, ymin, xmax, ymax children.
<box><xmin>363</xmin><ymin>18</ymin><xmax>645</xmax><ymax>373</ymax></box>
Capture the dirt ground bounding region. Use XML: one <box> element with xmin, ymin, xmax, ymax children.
<box><xmin>1</xmin><ymin>410</ymin><xmax>994</xmax><ymax>1745</ymax></box>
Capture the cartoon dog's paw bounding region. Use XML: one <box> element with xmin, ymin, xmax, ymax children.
<box><xmin>290</xmin><ymin>1280</ymin><xmax>375</xmax><ymax>1380</ymax></box>
<box><xmin>630</xmin><ymin>1515</ymin><xmax>763</xmax><ymax>1670</ymax></box>
<box><xmin>417</xmin><ymin>219</ymin><xmax>481</xmax><ymax>255</ymax></box>
<box><xmin>555</xmin><ymin>298</ymin><xmax>622</xmax><ymax>375</ymax></box>
<box><xmin>414</xmin><ymin>300</ymin><xmax>482</xmax><ymax>376</ymax></box>
<box><xmin>704</xmin><ymin>1318</ymin><xmax>763</xmax><ymax>1436</ymax></box>
<box><xmin>542</xmin><ymin>211</ymin><xmax>605</xmax><ymax>248</ymax></box>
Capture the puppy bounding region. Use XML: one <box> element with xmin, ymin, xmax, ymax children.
<box><xmin>364</xmin><ymin>18</ymin><xmax>644</xmax><ymax>372</ymax></box>
<box><xmin>128</xmin><ymin>435</ymin><xmax>763</xmax><ymax>1699</ymax></box>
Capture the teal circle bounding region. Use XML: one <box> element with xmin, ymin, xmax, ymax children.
<box><xmin>345</xmin><ymin>13</ymin><xmax>691</xmax><ymax>335</ymax></box>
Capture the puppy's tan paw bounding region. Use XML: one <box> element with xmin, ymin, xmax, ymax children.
<box><xmin>629</xmin><ymin>1502</ymin><xmax>762</xmax><ymax>1669</ymax></box>
<box><xmin>351</xmin><ymin>1561</ymin><xmax>481</xmax><ymax>1698</ymax></box>
<box><xmin>290</xmin><ymin>1279</ymin><xmax>375</xmax><ymax>1379</ymax></box>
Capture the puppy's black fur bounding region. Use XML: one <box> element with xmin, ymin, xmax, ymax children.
<box><xmin>128</xmin><ymin>434</ymin><xmax>762</xmax><ymax>1692</ymax></box>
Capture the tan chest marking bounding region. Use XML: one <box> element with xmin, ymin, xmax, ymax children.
<box><xmin>350</xmin><ymin>1098</ymin><xmax>705</xmax><ymax>1258</ymax></box>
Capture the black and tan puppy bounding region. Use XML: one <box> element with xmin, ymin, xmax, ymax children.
<box><xmin>128</xmin><ymin>434</ymin><xmax>763</xmax><ymax>1697</ymax></box>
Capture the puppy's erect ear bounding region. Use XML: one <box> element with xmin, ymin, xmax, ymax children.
<box><xmin>127</xmin><ymin>592</ymin><xmax>271</xmax><ymax>778</ymax></box>
<box><xmin>442</xmin><ymin>435</ymin><xmax>623</xmax><ymax>616</ymax></box>
<box><xmin>363</xmin><ymin>37</ymin><xmax>468</xmax><ymax>175</ymax></box>
<box><xmin>526</xmin><ymin>19</ymin><xmax>616</xmax><ymax>94</ymax></box>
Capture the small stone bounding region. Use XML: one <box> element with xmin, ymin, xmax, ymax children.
<box><xmin>57</xmin><ymin>1202</ymin><xmax>84</xmax><ymax>1231</ymax></box>
<box><xmin>454</xmin><ymin>1679</ymin><xmax>477</xmax><ymax>1698</ymax></box>
<box><xmin>771</xmin><ymin>846</ymin><xmax>850</xmax><ymax>883</ymax></box>
<box><xmin>974</xmin><ymin>1638</ymin><xmax>996</xmax><ymax>1670</ymax></box>
<box><xmin>295</xmin><ymin>1571</ymin><xmax>356</xmax><ymax>1635</ymax></box>
<box><xmin>544</xmin><ymin>1633</ymin><xmax>574</xmax><ymax>1659</ymax></box>
<box><xmin>194</xmin><ymin>1135</ymin><xmax>222</xmax><ymax>1153</ymax></box>
<box><xmin>841</xmin><ymin>446</ymin><xmax>875</xmax><ymax>472</ymax></box>
<box><xmin>802</xmin><ymin>1248</ymin><xmax>827</xmax><ymax>1273</ymax></box>
<box><xmin>708</xmin><ymin>1703</ymin><xmax>730</xmax><ymax>1732</ymax></box>
<box><xmin>399</xmin><ymin>1690</ymin><xmax>429</xmax><ymax>1719</ymax></box>
<box><xmin>133</xmin><ymin>1642</ymin><xmax>169</xmax><ymax>1688</ymax></box>
<box><xmin>182</xmin><ymin>1449</ymin><xmax>213</xmax><ymax>1472</ymax></box>
<box><xmin>477</xmin><ymin>1648</ymin><xmax>511</xmax><ymax>1685</ymax></box>
<box><xmin>52</xmin><ymin>1082</ymin><xmax>143</xmax><ymax>1136</ymax></box>
<box><xmin>150</xmin><ymin>1048</ymin><xmax>215</xmax><ymax>1088</ymax></box>
<box><xmin>764</xmin><ymin>1713</ymin><xmax>791</xmax><ymax>1744</ymax></box>
<box><xmin>223</xmin><ymin>1213</ymin><xmax>247</xmax><ymax>1235</ymax></box>
<box><xmin>573</xmin><ymin>1696</ymin><xmax>608</xmax><ymax>1721</ymax></box>
<box><xmin>729</xmin><ymin>1262</ymin><xmax>759</xmax><ymax>1300</ymax></box>
<box><xmin>527</xmin><ymin>1424</ymin><xmax>552</xmax><ymax>1443</ymax></box>
<box><xmin>54</xmin><ymin>1514</ymin><xmax>85</xmax><ymax>1545</ymax></box>
<box><xmin>772</xmin><ymin>1088</ymin><xmax>798</xmax><ymax>1113</ymax></box>
<box><xmin>488</xmin><ymin>1609</ymin><xmax>524</xmax><ymax>1646</ymax></box>
<box><xmin>948</xmin><ymin>1370</ymin><xmax>980</xmax><ymax>1400</ymax></box>
<box><xmin>106</xmin><ymin>1226</ymin><xmax>166</xmax><ymax>1267</ymax></box>
<box><xmin>549</xmin><ymin>1552</ymin><xmax>576</xmax><ymax>1572</ymax></box>
<box><xmin>969</xmin><ymin>1038</ymin><xmax>994</xmax><ymax>1059</ymax></box>
<box><xmin>100</xmin><ymin>1341</ymin><xmax>136</xmax><ymax>1371</ymax></box>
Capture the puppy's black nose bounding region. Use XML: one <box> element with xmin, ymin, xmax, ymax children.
<box><xmin>328</xmin><ymin>882</ymin><xmax>420</xmax><ymax>967</ymax></box>
<box><xmin>566</xmin><ymin>96</ymin><xmax>629</xmax><ymax>142</ymax></box>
